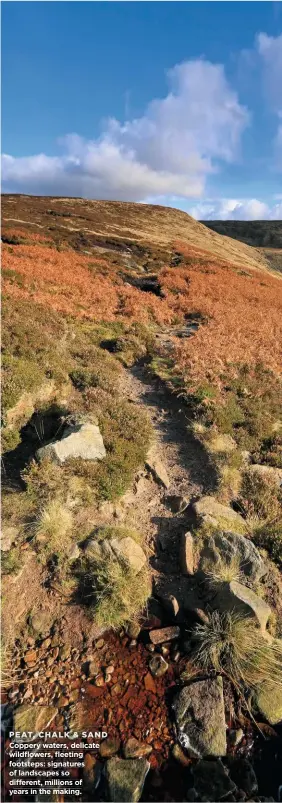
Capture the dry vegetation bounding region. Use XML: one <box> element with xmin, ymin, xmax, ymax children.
<box><xmin>1</xmin><ymin>195</ymin><xmax>282</xmax><ymax>637</ymax></box>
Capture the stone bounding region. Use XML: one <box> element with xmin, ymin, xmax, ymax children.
<box><xmin>29</xmin><ymin>611</ymin><xmax>53</xmax><ymax>637</ymax></box>
<box><xmin>83</xmin><ymin>753</ymin><xmax>97</xmax><ymax>794</ymax></box>
<box><xmin>123</xmin><ymin>738</ymin><xmax>152</xmax><ymax>759</ymax></box>
<box><xmin>173</xmin><ymin>677</ymin><xmax>227</xmax><ymax>757</ymax></box>
<box><xmin>127</xmin><ymin>622</ymin><xmax>141</xmax><ymax>639</ymax></box>
<box><xmin>229</xmin><ymin>728</ymin><xmax>244</xmax><ymax>747</ymax></box>
<box><xmin>109</xmin><ymin>537</ymin><xmax>146</xmax><ymax>574</ymax></box>
<box><xmin>166</xmin><ymin>495</ymin><xmax>189</xmax><ymax>513</ymax></box>
<box><xmin>100</xmin><ymin>736</ymin><xmax>121</xmax><ymax>758</ymax></box>
<box><xmin>197</xmin><ymin>530</ymin><xmax>266</xmax><ymax>583</ymax></box>
<box><xmin>228</xmin><ymin>757</ymin><xmax>258</xmax><ymax>797</ymax></box>
<box><xmin>158</xmin><ymin>593</ymin><xmax>180</xmax><ymax>618</ymax></box>
<box><xmin>212</xmin><ymin>581</ymin><xmax>271</xmax><ymax>632</ymax></box>
<box><xmin>255</xmin><ymin>681</ymin><xmax>282</xmax><ymax>725</ymax></box>
<box><xmin>145</xmin><ymin>450</ymin><xmax>170</xmax><ymax>489</ymax></box>
<box><xmin>248</xmin><ymin>463</ymin><xmax>282</xmax><ymax>488</ymax></box>
<box><xmin>106</xmin><ymin>757</ymin><xmax>150</xmax><ymax>802</ymax></box>
<box><xmin>180</xmin><ymin>532</ymin><xmax>194</xmax><ymax>575</ymax></box>
<box><xmin>144</xmin><ymin>672</ymin><xmax>157</xmax><ymax>693</ymax></box>
<box><xmin>192</xmin><ymin>759</ymin><xmax>236</xmax><ymax>801</ymax></box>
<box><xmin>85</xmin><ymin>535</ymin><xmax>146</xmax><ymax>575</ymax></box>
<box><xmin>36</xmin><ymin>420</ymin><xmax>106</xmax><ymax>465</ymax></box>
<box><xmin>193</xmin><ymin>496</ymin><xmax>246</xmax><ymax>533</ymax></box>
<box><xmin>14</xmin><ymin>705</ymin><xmax>57</xmax><ymax>733</ymax></box>
<box><xmin>68</xmin><ymin>544</ymin><xmax>80</xmax><ymax>562</ymax></box>
<box><xmin>149</xmin><ymin>655</ymin><xmax>169</xmax><ymax>677</ymax></box>
<box><xmin>149</xmin><ymin>626</ymin><xmax>180</xmax><ymax>644</ymax></box>
<box><xmin>1</xmin><ymin>526</ymin><xmax>18</xmax><ymax>552</ymax></box>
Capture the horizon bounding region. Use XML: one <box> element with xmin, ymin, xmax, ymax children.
<box><xmin>2</xmin><ymin>1</ymin><xmax>282</xmax><ymax>221</ymax></box>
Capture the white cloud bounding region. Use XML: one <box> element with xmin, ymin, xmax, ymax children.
<box><xmin>2</xmin><ymin>58</ymin><xmax>249</xmax><ymax>201</ymax></box>
<box><xmin>190</xmin><ymin>197</ymin><xmax>282</xmax><ymax>221</ymax></box>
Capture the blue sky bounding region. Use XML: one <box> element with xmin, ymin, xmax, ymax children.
<box><xmin>2</xmin><ymin>1</ymin><xmax>282</xmax><ymax>219</ymax></box>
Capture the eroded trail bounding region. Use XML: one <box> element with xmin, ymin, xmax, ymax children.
<box><xmin>117</xmin><ymin>363</ymin><xmax>216</xmax><ymax>602</ymax></box>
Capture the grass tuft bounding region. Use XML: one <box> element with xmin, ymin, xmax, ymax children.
<box><xmin>192</xmin><ymin>610</ymin><xmax>282</xmax><ymax>689</ymax></box>
<box><xmin>34</xmin><ymin>499</ymin><xmax>73</xmax><ymax>561</ymax></box>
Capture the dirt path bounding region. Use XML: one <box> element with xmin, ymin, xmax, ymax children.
<box><xmin>115</xmin><ymin>363</ymin><xmax>217</xmax><ymax>601</ymax></box>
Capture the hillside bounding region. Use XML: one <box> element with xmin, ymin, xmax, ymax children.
<box><xmin>2</xmin><ymin>195</ymin><xmax>282</xmax><ymax>802</ymax></box>
<box><xmin>202</xmin><ymin>219</ymin><xmax>282</xmax><ymax>273</ymax></box>
<box><xmin>2</xmin><ymin>193</ymin><xmax>272</xmax><ymax>273</ymax></box>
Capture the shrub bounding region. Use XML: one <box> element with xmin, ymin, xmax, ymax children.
<box><xmin>239</xmin><ymin>469</ymin><xmax>282</xmax><ymax>520</ymax></box>
<box><xmin>253</xmin><ymin>433</ymin><xmax>282</xmax><ymax>469</ymax></box>
<box><xmin>252</xmin><ymin>518</ymin><xmax>282</xmax><ymax>568</ymax></box>
<box><xmin>1</xmin><ymin>547</ymin><xmax>22</xmax><ymax>575</ymax></box>
<box><xmin>192</xmin><ymin>610</ymin><xmax>282</xmax><ymax>689</ymax></box>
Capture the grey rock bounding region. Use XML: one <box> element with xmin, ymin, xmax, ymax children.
<box><xmin>109</xmin><ymin>537</ymin><xmax>146</xmax><ymax>574</ymax></box>
<box><xmin>145</xmin><ymin>450</ymin><xmax>170</xmax><ymax>488</ymax></box>
<box><xmin>14</xmin><ymin>705</ymin><xmax>57</xmax><ymax>733</ymax></box>
<box><xmin>149</xmin><ymin>626</ymin><xmax>180</xmax><ymax>644</ymax></box>
<box><xmin>29</xmin><ymin>611</ymin><xmax>53</xmax><ymax>637</ymax></box>
<box><xmin>68</xmin><ymin>544</ymin><xmax>80</xmax><ymax>562</ymax></box>
<box><xmin>255</xmin><ymin>680</ymin><xmax>282</xmax><ymax>725</ymax></box>
<box><xmin>192</xmin><ymin>759</ymin><xmax>236</xmax><ymax>801</ymax></box>
<box><xmin>198</xmin><ymin>530</ymin><xmax>266</xmax><ymax>583</ymax></box>
<box><xmin>106</xmin><ymin>757</ymin><xmax>150</xmax><ymax>802</ymax></box>
<box><xmin>1</xmin><ymin>526</ymin><xmax>18</xmax><ymax>552</ymax></box>
<box><xmin>149</xmin><ymin>654</ymin><xmax>169</xmax><ymax>677</ymax></box>
<box><xmin>212</xmin><ymin>581</ymin><xmax>271</xmax><ymax>632</ymax></box>
<box><xmin>36</xmin><ymin>421</ymin><xmax>106</xmax><ymax>465</ymax></box>
<box><xmin>173</xmin><ymin>677</ymin><xmax>227</xmax><ymax>757</ymax></box>
<box><xmin>85</xmin><ymin>535</ymin><xmax>146</xmax><ymax>575</ymax></box>
<box><xmin>180</xmin><ymin>532</ymin><xmax>194</xmax><ymax>575</ymax></box>
<box><xmin>100</xmin><ymin>736</ymin><xmax>121</xmax><ymax>758</ymax></box>
<box><xmin>193</xmin><ymin>496</ymin><xmax>246</xmax><ymax>532</ymax></box>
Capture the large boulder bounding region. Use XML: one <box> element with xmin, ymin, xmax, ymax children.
<box><xmin>36</xmin><ymin>420</ymin><xmax>106</xmax><ymax>465</ymax></box>
<box><xmin>173</xmin><ymin>677</ymin><xmax>227</xmax><ymax>757</ymax></box>
<box><xmin>212</xmin><ymin>581</ymin><xmax>271</xmax><ymax>632</ymax></box>
<box><xmin>85</xmin><ymin>535</ymin><xmax>146</xmax><ymax>575</ymax></box>
<box><xmin>14</xmin><ymin>705</ymin><xmax>57</xmax><ymax>733</ymax></box>
<box><xmin>255</xmin><ymin>681</ymin><xmax>282</xmax><ymax>725</ymax></box>
<box><xmin>197</xmin><ymin>530</ymin><xmax>266</xmax><ymax>583</ymax></box>
<box><xmin>192</xmin><ymin>496</ymin><xmax>246</xmax><ymax>533</ymax></box>
<box><xmin>106</xmin><ymin>757</ymin><xmax>150</xmax><ymax>802</ymax></box>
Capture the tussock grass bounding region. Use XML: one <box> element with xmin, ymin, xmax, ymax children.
<box><xmin>204</xmin><ymin>555</ymin><xmax>245</xmax><ymax>590</ymax></box>
<box><xmin>34</xmin><ymin>499</ymin><xmax>73</xmax><ymax>561</ymax></box>
<box><xmin>81</xmin><ymin>556</ymin><xmax>151</xmax><ymax>630</ymax></box>
<box><xmin>192</xmin><ymin>611</ymin><xmax>282</xmax><ymax>689</ymax></box>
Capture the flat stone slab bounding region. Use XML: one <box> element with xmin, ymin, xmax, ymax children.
<box><xmin>145</xmin><ymin>450</ymin><xmax>170</xmax><ymax>488</ymax></box>
<box><xmin>173</xmin><ymin>677</ymin><xmax>227</xmax><ymax>757</ymax></box>
<box><xmin>106</xmin><ymin>757</ymin><xmax>150</xmax><ymax>802</ymax></box>
<box><xmin>36</xmin><ymin>421</ymin><xmax>106</xmax><ymax>465</ymax></box>
<box><xmin>149</xmin><ymin>626</ymin><xmax>180</xmax><ymax>644</ymax></box>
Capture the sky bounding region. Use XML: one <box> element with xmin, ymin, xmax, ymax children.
<box><xmin>2</xmin><ymin>1</ymin><xmax>282</xmax><ymax>220</ymax></box>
